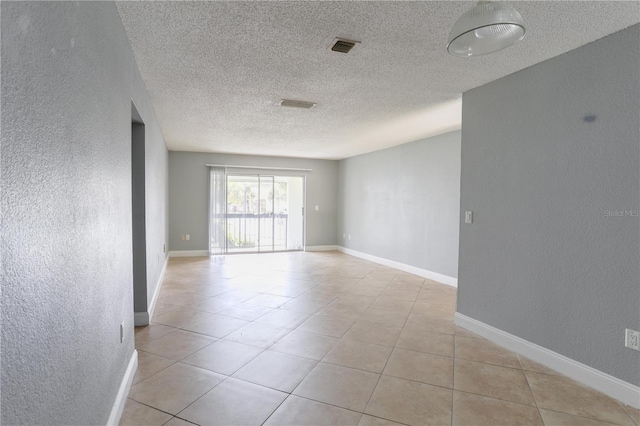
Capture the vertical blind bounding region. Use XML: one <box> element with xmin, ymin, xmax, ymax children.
<box><xmin>209</xmin><ymin>166</ymin><xmax>226</xmax><ymax>255</ymax></box>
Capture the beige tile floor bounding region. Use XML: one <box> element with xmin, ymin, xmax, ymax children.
<box><xmin>122</xmin><ymin>252</ymin><xmax>640</xmax><ymax>426</ymax></box>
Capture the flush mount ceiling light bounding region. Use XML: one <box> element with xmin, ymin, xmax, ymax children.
<box><xmin>447</xmin><ymin>1</ymin><xmax>525</xmax><ymax>57</ymax></box>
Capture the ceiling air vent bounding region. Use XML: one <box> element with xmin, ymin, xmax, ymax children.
<box><xmin>331</xmin><ymin>38</ymin><xmax>359</xmax><ymax>54</ymax></box>
<box><xmin>278</xmin><ymin>99</ymin><xmax>317</xmax><ymax>109</ymax></box>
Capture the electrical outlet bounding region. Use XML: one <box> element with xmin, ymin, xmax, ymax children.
<box><xmin>186</xmin><ymin>234</ymin><xmax>190</xmax><ymax>241</ymax></box>
<box><xmin>625</xmin><ymin>328</ymin><xmax>640</xmax><ymax>351</ymax></box>
<box><xmin>120</xmin><ymin>321</ymin><xmax>125</xmax><ymax>343</ymax></box>
<box><xmin>465</xmin><ymin>211</ymin><xmax>473</xmax><ymax>224</ymax></box>
<box><xmin>348</xmin><ymin>235</ymin><xmax>351</xmax><ymax>240</ymax></box>
<box><xmin>343</xmin><ymin>233</ymin><xmax>346</xmax><ymax>239</ymax></box>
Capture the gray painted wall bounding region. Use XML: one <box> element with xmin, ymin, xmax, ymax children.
<box><xmin>337</xmin><ymin>131</ymin><xmax>461</xmax><ymax>279</ymax></box>
<box><xmin>1</xmin><ymin>2</ymin><xmax>169</xmax><ymax>424</ymax></box>
<box><xmin>458</xmin><ymin>25</ymin><xmax>639</xmax><ymax>385</ymax></box>
<box><xmin>169</xmin><ymin>152</ymin><xmax>338</xmax><ymax>251</ymax></box>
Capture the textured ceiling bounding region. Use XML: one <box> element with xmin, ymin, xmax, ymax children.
<box><xmin>116</xmin><ymin>1</ymin><xmax>639</xmax><ymax>160</ymax></box>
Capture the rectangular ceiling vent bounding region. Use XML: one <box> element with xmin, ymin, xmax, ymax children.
<box><xmin>331</xmin><ymin>38</ymin><xmax>359</xmax><ymax>54</ymax></box>
<box><xmin>278</xmin><ymin>99</ymin><xmax>317</xmax><ymax>109</ymax></box>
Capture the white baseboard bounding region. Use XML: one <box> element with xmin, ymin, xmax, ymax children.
<box><xmin>133</xmin><ymin>312</ymin><xmax>149</xmax><ymax>327</ymax></box>
<box><xmin>106</xmin><ymin>349</ymin><xmax>138</xmax><ymax>425</ymax></box>
<box><xmin>337</xmin><ymin>246</ymin><xmax>458</xmax><ymax>288</ymax></box>
<box><xmin>305</xmin><ymin>245</ymin><xmax>340</xmax><ymax>252</ymax></box>
<box><xmin>168</xmin><ymin>250</ymin><xmax>210</xmax><ymax>257</ymax></box>
<box><xmin>455</xmin><ymin>313</ymin><xmax>640</xmax><ymax>409</ymax></box>
<box><xmin>134</xmin><ymin>256</ymin><xmax>169</xmax><ymax>326</ymax></box>
<box><xmin>148</xmin><ymin>256</ymin><xmax>168</xmax><ymax>322</ymax></box>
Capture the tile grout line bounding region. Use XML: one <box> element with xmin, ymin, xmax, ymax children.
<box><xmin>452</xmin><ymin>388</ymin><xmax>545</xmax><ymax>412</ymax></box>
<box><xmin>124</xmin><ymin>397</ymin><xmax>178</xmax><ymax>419</ymax></box>
<box><xmin>260</xmin><ymin>394</ymin><xmax>369</xmax><ymax>425</ymax></box>
<box><xmin>171</xmin><ymin>367</ymin><xmax>254</xmax><ymax>424</ymax></box>
<box><xmin>534</xmin><ymin>407</ymin><xmax>624</xmax><ymax>426</ymax></box>
<box><xmin>135</xmin><ymin>253</ymin><xmax>632</xmax><ymax>426</ymax></box>
<box><xmin>258</xmin><ymin>272</ymin><xmax>377</xmax><ymax>425</ymax></box>
<box><xmin>256</xmin><ymin>384</ymin><xmax>293</xmax><ymax>426</ymax></box>
<box><xmin>451</xmin><ymin>328</ymin><xmax>457</xmax><ymax>426</ymax></box>
<box><xmin>515</xmin><ymin>356</ymin><xmax>627</xmax><ymax>426</ymax></box>
<box><xmin>358</xmin><ymin>288</ymin><xmax>417</xmax><ymax>422</ymax></box>
<box><xmin>615</xmin><ymin>400</ymin><xmax>640</xmax><ymax>426</ymax></box>
<box><xmin>275</xmin><ymin>271</ymin><xmax>395</xmax><ymax>423</ymax></box>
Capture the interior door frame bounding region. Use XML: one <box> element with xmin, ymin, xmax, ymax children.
<box><xmin>131</xmin><ymin>101</ymin><xmax>149</xmax><ymax>325</ymax></box>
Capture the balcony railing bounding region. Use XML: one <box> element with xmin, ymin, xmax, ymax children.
<box><xmin>221</xmin><ymin>213</ymin><xmax>290</xmax><ymax>252</ymax></box>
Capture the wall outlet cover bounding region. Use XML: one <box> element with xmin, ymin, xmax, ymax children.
<box><xmin>465</xmin><ymin>211</ymin><xmax>473</xmax><ymax>224</ymax></box>
<box><xmin>625</xmin><ymin>328</ymin><xmax>640</xmax><ymax>351</ymax></box>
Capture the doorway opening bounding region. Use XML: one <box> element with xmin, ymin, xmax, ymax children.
<box><xmin>210</xmin><ymin>169</ymin><xmax>305</xmax><ymax>255</ymax></box>
<box><xmin>131</xmin><ymin>102</ymin><xmax>148</xmax><ymax>325</ymax></box>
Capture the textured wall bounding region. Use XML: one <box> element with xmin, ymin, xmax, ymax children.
<box><xmin>169</xmin><ymin>152</ymin><xmax>339</xmax><ymax>251</ymax></box>
<box><xmin>337</xmin><ymin>131</ymin><xmax>461</xmax><ymax>279</ymax></box>
<box><xmin>458</xmin><ymin>25</ymin><xmax>640</xmax><ymax>385</ymax></box>
<box><xmin>1</xmin><ymin>2</ymin><xmax>168</xmax><ymax>424</ymax></box>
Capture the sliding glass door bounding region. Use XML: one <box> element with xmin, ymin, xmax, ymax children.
<box><xmin>276</xmin><ymin>176</ymin><xmax>304</xmax><ymax>251</ymax></box>
<box><xmin>226</xmin><ymin>175</ymin><xmax>259</xmax><ymax>253</ymax></box>
<box><xmin>215</xmin><ymin>172</ymin><xmax>304</xmax><ymax>254</ymax></box>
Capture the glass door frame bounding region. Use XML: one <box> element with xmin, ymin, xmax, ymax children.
<box><xmin>258</xmin><ymin>175</ymin><xmax>274</xmax><ymax>253</ymax></box>
<box><xmin>224</xmin><ymin>172</ymin><xmax>306</xmax><ymax>255</ymax></box>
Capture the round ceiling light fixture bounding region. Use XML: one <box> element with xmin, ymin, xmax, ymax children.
<box><xmin>447</xmin><ymin>1</ymin><xmax>525</xmax><ymax>57</ymax></box>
